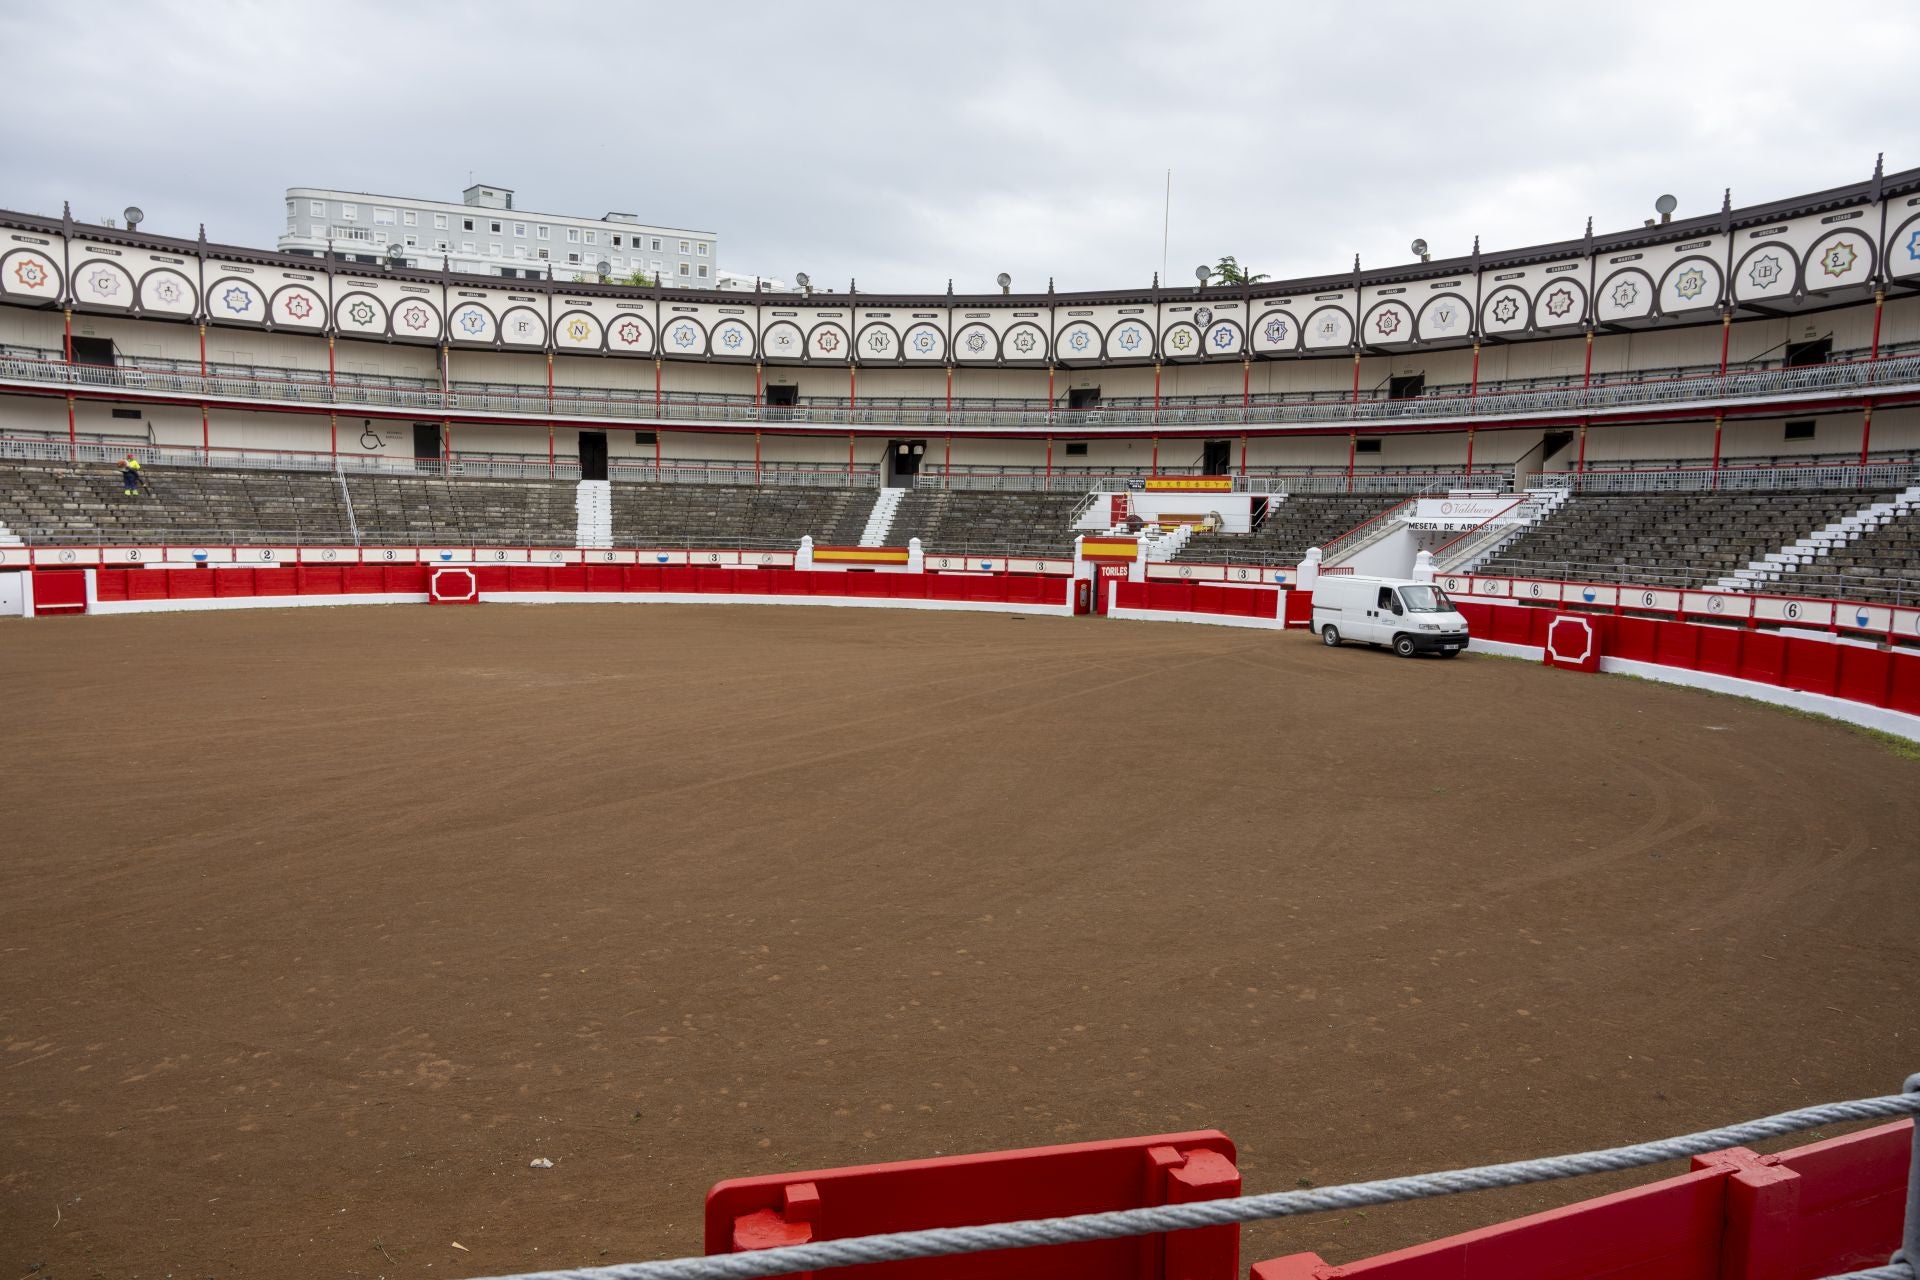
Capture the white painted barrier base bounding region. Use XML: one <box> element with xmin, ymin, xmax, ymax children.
<box><xmin>483</xmin><ymin>592</ymin><xmax>1077</xmax><ymax>617</ymax></box>
<box><xmin>1103</xmin><ymin>604</ymin><xmax>1288</xmax><ymax>631</ymax></box>
<box><xmin>91</xmin><ymin>594</ymin><xmax>432</xmax><ymax>615</ymax></box>
<box><xmin>1468</xmin><ymin>638</ymin><xmax>1920</xmax><ymax>743</ymax></box>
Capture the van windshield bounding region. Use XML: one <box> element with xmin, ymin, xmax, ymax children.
<box><xmin>1398</xmin><ymin>586</ymin><xmax>1454</xmax><ymax>613</ymax></box>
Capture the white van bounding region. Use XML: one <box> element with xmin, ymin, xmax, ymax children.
<box><xmin>1313</xmin><ymin>575</ymin><xmax>1470</xmax><ymax>658</ymax></box>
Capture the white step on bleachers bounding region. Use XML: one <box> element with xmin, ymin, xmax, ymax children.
<box><xmin>858</xmin><ymin>487</ymin><xmax>906</xmax><ymax>546</ymax></box>
<box><xmin>1716</xmin><ymin>484</ymin><xmax>1920</xmax><ymax>591</ymax></box>
<box><xmin>574</xmin><ymin>480</ymin><xmax>612</xmax><ymax>548</ymax></box>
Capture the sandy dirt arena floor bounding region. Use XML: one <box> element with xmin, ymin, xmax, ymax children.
<box><xmin>1</xmin><ymin>603</ymin><xmax>1915</xmax><ymax>1279</ymax></box>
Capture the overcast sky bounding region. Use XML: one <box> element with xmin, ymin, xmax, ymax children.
<box><xmin>2</xmin><ymin>0</ymin><xmax>1913</xmax><ymax>293</ymax></box>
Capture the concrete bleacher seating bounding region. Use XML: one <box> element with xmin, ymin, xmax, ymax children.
<box><xmin>609</xmin><ymin>482</ymin><xmax>864</xmax><ymax>546</ymax></box>
<box><xmin>344</xmin><ymin>474</ymin><xmax>578</xmax><ymax>545</ymax></box>
<box><xmin>1173</xmin><ymin>495</ymin><xmax>1402</xmax><ymax>563</ymax></box>
<box><xmin>889</xmin><ymin>489</ymin><xmax>1086</xmax><ymax>555</ymax></box>
<box><xmin>0</xmin><ymin>461</ymin><xmax>352</xmax><ymax>545</ymax></box>
<box><xmin>1478</xmin><ymin>491</ymin><xmax>1897</xmax><ymax>587</ymax></box>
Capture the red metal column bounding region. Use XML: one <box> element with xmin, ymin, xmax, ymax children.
<box><xmin>442</xmin><ymin>418</ymin><xmax>452</xmax><ymax>467</ymax></box>
<box><xmin>329</xmin><ymin>413</ymin><xmax>337</xmax><ymax>460</ymax></box>
<box><xmin>944</xmin><ymin>365</ymin><xmax>953</xmax><ymax>423</ymax></box>
<box><xmin>1242</xmin><ymin>358</ymin><xmax>1251</xmax><ymax>423</ymax></box>
<box><xmin>1470</xmin><ymin>341</ymin><xmax>1481</xmax><ymax>397</ymax></box>
<box><xmin>1582</xmin><ymin>329</ymin><xmax>1593</xmax><ymax>387</ymax></box>
<box><xmin>754</xmin><ymin>430</ymin><xmax>762</xmax><ymax>484</ymax></box>
<box><xmin>1153</xmin><ymin>362</ymin><xmax>1162</xmax><ymax>423</ymax></box>
<box><xmin>1711</xmin><ymin>412</ymin><xmax>1724</xmax><ymax>488</ymax></box>
<box><xmin>199</xmin><ymin>323</ymin><xmax>210</xmax><ymax>458</ymax></box>
<box><xmin>1044</xmin><ymin>434</ymin><xmax>1053</xmax><ymax>482</ymax></box>
<box><xmin>1577</xmin><ymin>420</ymin><xmax>1588</xmax><ymax>472</ymax></box>
<box><xmin>66</xmin><ymin>394</ymin><xmax>76</xmax><ymax>462</ymax></box>
<box><xmin>847</xmin><ymin>432</ymin><xmax>854</xmax><ymax>481</ymax></box>
<box><xmin>849</xmin><ymin>364</ymin><xmax>857</xmax><ymax>417</ymax></box>
<box><xmin>1150</xmin><ymin>434</ymin><xmax>1159</xmax><ymax>476</ymax></box>
<box><xmin>547</xmin><ymin>423</ymin><xmax>555</xmax><ymax>478</ymax></box>
<box><xmin>63</xmin><ymin>308</ymin><xmax>72</xmax><ymax>364</ymax></box>
<box><xmin>654</xmin><ymin>357</ymin><xmax>662</xmax><ymax>412</ymax></box>
<box><xmin>1860</xmin><ymin>402</ymin><xmax>1874</xmax><ymax>465</ymax></box>
<box><xmin>754</xmin><ymin>361</ymin><xmax>763</xmax><ymax>409</ymax></box>
<box><xmin>1240</xmin><ymin>434</ymin><xmax>1248</xmax><ymax>476</ymax></box>
<box><xmin>546</xmin><ymin>350</ymin><xmax>554</xmax><ymax>412</ymax></box>
<box><xmin>1465</xmin><ymin>428</ymin><xmax>1475</xmax><ymax>476</ymax></box>
<box><xmin>655</xmin><ymin>430</ymin><xmax>662</xmax><ymax>471</ymax></box>
<box><xmin>1047</xmin><ymin>365</ymin><xmax>1055</xmax><ymax>419</ymax></box>
<box><xmin>1346</xmin><ymin>430</ymin><xmax>1356</xmax><ymax>492</ymax></box>
<box><xmin>1350</xmin><ymin>352</ymin><xmax>1360</xmax><ymax>404</ymax></box>
<box><xmin>327</xmin><ymin>334</ymin><xmax>336</xmax><ymax>391</ymax></box>
<box><xmin>943</xmin><ymin>434</ymin><xmax>951</xmax><ymax>489</ymax></box>
<box><xmin>1718</xmin><ymin>310</ymin><xmax>1731</xmax><ymax>377</ymax></box>
<box><xmin>439</xmin><ymin>343</ymin><xmax>449</xmax><ymax>393</ymax></box>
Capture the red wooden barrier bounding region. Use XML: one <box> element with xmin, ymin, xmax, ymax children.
<box><xmin>705</xmin><ymin>1131</ymin><xmax>1240</xmax><ymax>1280</ymax></box>
<box><xmin>1251</xmin><ymin>1121</ymin><xmax>1911</xmax><ymax>1280</ymax></box>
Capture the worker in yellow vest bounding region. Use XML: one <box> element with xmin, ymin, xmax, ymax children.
<box><xmin>121</xmin><ymin>456</ymin><xmax>143</xmax><ymax>496</ymax></box>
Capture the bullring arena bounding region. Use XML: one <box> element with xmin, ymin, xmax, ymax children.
<box><xmin>2</xmin><ymin>159</ymin><xmax>1919</xmax><ymax>1280</ymax></box>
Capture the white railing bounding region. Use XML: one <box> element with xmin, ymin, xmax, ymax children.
<box><xmin>1540</xmin><ymin>461</ymin><xmax>1920</xmax><ymax>493</ymax></box>
<box><xmin>6</xmin><ymin>351</ymin><xmax>1916</xmax><ymax>433</ymax></box>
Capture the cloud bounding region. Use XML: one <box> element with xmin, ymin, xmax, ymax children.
<box><xmin>1</xmin><ymin>0</ymin><xmax>1910</xmax><ymax>292</ymax></box>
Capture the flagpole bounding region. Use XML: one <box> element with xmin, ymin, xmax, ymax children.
<box><xmin>1161</xmin><ymin>169</ymin><xmax>1171</xmax><ymax>284</ymax></box>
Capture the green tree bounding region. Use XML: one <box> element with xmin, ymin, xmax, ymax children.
<box><xmin>571</xmin><ymin>269</ymin><xmax>656</xmax><ymax>286</ymax></box>
<box><xmin>1209</xmin><ymin>255</ymin><xmax>1269</xmax><ymax>286</ymax></box>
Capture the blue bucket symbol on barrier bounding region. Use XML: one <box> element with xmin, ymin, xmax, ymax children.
<box><xmin>1856</xmin><ymin>610</ymin><xmax>1871</xmax><ymax>627</ymax></box>
<box><xmin>1582</xmin><ymin>588</ymin><xmax>1597</xmax><ymax>602</ymax></box>
<box><xmin>656</xmin><ymin>554</ymin><xmax>670</xmax><ymax>564</ymax></box>
<box><xmin>1273</xmin><ymin>572</ymin><xmax>1286</xmax><ymax>583</ymax></box>
<box><xmin>192</xmin><ymin>550</ymin><xmax>208</xmax><ymax>563</ymax></box>
<box><xmin>439</xmin><ymin>551</ymin><xmax>454</xmax><ymax>562</ymax></box>
<box><xmin>981</xmin><ymin>561</ymin><xmax>994</xmax><ymax>570</ymax></box>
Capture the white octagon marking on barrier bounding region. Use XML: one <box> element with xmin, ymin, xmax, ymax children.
<box><xmin>1546</xmin><ymin>615</ymin><xmax>1595</xmax><ymax>666</ymax></box>
<box><xmin>431</xmin><ymin>567</ymin><xmax>478</xmax><ymax>603</ymax></box>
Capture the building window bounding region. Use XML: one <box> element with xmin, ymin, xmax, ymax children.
<box><xmin>488</xmin><ymin>244</ymin><xmax>502</xmax><ymax>257</ymax></box>
<box><xmin>1784</xmin><ymin>420</ymin><xmax>1816</xmax><ymax>441</ymax></box>
<box><xmin>462</xmin><ymin>218</ymin><xmax>475</xmax><ymax>232</ymax></box>
<box><xmin>489</xmin><ymin>221</ymin><xmax>501</xmax><ymax>233</ymax></box>
<box><xmin>403</xmin><ymin>210</ymin><xmax>417</xmax><ymax>226</ymax></box>
<box><xmin>537</xmin><ymin>225</ymin><xmax>550</xmax><ymax>240</ymax></box>
<box><xmin>405</xmin><ymin>235</ymin><xmax>418</xmax><ymax>247</ymax></box>
<box><xmin>612</xmin><ymin>234</ymin><xmax>623</xmax><ymax>248</ymax></box>
<box><xmin>374</xmin><ymin>207</ymin><xmax>394</xmax><ymax>225</ymax></box>
<box><xmin>374</xmin><ymin>231</ymin><xmax>389</xmax><ymax>246</ymax></box>
<box><xmin>679</xmin><ymin>262</ymin><xmax>690</xmax><ymax>276</ymax></box>
<box><xmin>651</xmin><ymin>238</ymin><xmax>661</xmax><ymax>251</ymax></box>
<box><xmin>513</xmin><ymin>245</ymin><xmax>527</xmax><ymax>258</ymax></box>
<box><xmin>310</xmin><ymin>200</ymin><xmax>325</xmax><ymax>216</ymax></box>
<box><xmin>697</xmin><ymin>242</ymin><xmax>708</xmax><ymax>256</ymax></box>
<box><xmin>434</xmin><ymin>213</ymin><xmax>448</xmax><ymax>229</ymax></box>
<box><xmin>1064</xmin><ymin>441</ymin><xmax>1089</xmax><ymax>457</ymax></box>
<box><xmin>679</xmin><ymin>240</ymin><xmax>690</xmax><ymax>253</ymax></box>
<box><xmin>697</xmin><ymin>264</ymin><xmax>708</xmax><ymax>278</ymax></box>
<box><xmin>584</xmin><ymin>230</ymin><xmax>596</xmax><ymax>245</ymax></box>
<box><xmin>284</xmin><ymin>198</ymin><xmax>294</xmax><ymax>214</ymax></box>
<box><xmin>513</xmin><ymin>222</ymin><xmax>526</xmax><ymax>237</ymax></box>
<box><xmin>651</xmin><ymin>259</ymin><xmax>663</xmax><ymax>272</ymax></box>
<box><xmin>286</xmin><ymin>220</ymin><xmax>296</xmax><ymax>235</ymax></box>
<box><xmin>341</xmin><ymin>204</ymin><xmax>357</xmax><ymax>220</ymax></box>
<box><xmin>537</xmin><ymin>248</ymin><xmax>549</xmax><ymax>260</ymax></box>
<box><xmin>567</xmin><ymin>252</ymin><xmax>581</xmax><ymax>264</ymax></box>
<box><xmin>567</xmin><ymin>228</ymin><xmax>580</xmax><ymax>243</ymax></box>
<box><xmin>462</xmin><ymin>240</ymin><xmax>475</xmax><ymax>253</ymax></box>
<box><xmin>435</xmin><ymin>239</ymin><xmax>448</xmax><ymax>252</ymax></box>
<box><xmin>1355</xmin><ymin>438</ymin><xmax>1383</xmax><ymax>454</ymax></box>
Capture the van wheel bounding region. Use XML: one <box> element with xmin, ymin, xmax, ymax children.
<box><xmin>1393</xmin><ymin>634</ymin><xmax>1418</xmax><ymax>658</ymax></box>
<box><xmin>1321</xmin><ymin>625</ymin><xmax>1341</xmax><ymax>647</ymax></box>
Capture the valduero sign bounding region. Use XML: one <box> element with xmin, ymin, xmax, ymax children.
<box><xmin>1404</xmin><ymin>496</ymin><xmax>1517</xmax><ymax>531</ymax></box>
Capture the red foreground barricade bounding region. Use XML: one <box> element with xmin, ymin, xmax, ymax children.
<box><xmin>706</xmin><ymin>1130</ymin><xmax>1240</xmax><ymax>1280</ymax></box>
